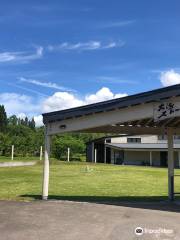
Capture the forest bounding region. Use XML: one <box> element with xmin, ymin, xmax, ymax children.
<box><xmin>0</xmin><ymin>105</ymin><xmax>103</xmax><ymax>160</ymax></box>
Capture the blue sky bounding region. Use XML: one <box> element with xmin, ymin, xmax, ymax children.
<box><xmin>0</xmin><ymin>0</ymin><xmax>180</xmax><ymax>125</ymax></box>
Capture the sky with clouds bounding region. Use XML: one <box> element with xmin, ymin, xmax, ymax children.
<box><xmin>0</xmin><ymin>0</ymin><xmax>180</xmax><ymax>126</ymax></box>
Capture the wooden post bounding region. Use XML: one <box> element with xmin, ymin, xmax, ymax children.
<box><xmin>113</xmin><ymin>149</ymin><xmax>115</xmax><ymax>164</ymax></box>
<box><xmin>149</xmin><ymin>151</ymin><xmax>152</xmax><ymax>166</ymax></box>
<box><xmin>104</xmin><ymin>145</ymin><xmax>107</xmax><ymax>163</ymax></box>
<box><xmin>92</xmin><ymin>142</ymin><xmax>94</xmax><ymax>162</ymax></box>
<box><xmin>42</xmin><ymin>130</ymin><xmax>51</xmax><ymax>200</ymax></box>
<box><xmin>167</xmin><ymin>128</ymin><xmax>174</xmax><ymax>201</ymax></box>
<box><xmin>11</xmin><ymin>145</ymin><xmax>14</xmax><ymax>161</ymax></box>
<box><xmin>40</xmin><ymin>146</ymin><xmax>43</xmax><ymax>161</ymax></box>
<box><xmin>67</xmin><ymin>147</ymin><xmax>70</xmax><ymax>162</ymax></box>
<box><xmin>94</xmin><ymin>149</ymin><xmax>97</xmax><ymax>163</ymax></box>
<box><xmin>178</xmin><ymin>151</ymin><xmax>180</xmax><ymax>169</ymax></box>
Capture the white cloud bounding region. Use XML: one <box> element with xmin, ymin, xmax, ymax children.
<box><xmin>47</xmin><ymin>40</ymin><xmax>123</xmax><ymax>52</ymax></box>
<box><xmin>34</xmin><ymin>115</ymin><xmax>43</xmax><ymax>127</ymax></box>
<box><xmin>102</xmin><ymin>41</ymin><xmax>125</xmax><ymax>49</ymax></box>
<box><xmin>42</xmin><ymin>87</ymin><xmax>127</xmax><ymax>113</ymax></box>
<box><xmin>0</xmin><ymin>39</ymin><xmax>124</xmax><ymax>65</ymax></box>
<box><xmin>160</xmin><ymin>69</ymin><xmax>180</xmax><ymax>86</ymax></box>
<box><xmin>99</xmin><ymin>20</ymin><xmax>135</xmax><ymax>28</ymax></box>
<box><xmin>1</xmin><ymin>88</ymin><xmax>127</xmax><ymax>126</ymax></box>
<box><xmin>103</xmin><ymin>42</ymin><xmax>117</xmax><ymax>49</ymax></box>
<box><xmin>98</xmin><ymin>76</ymin><xmax>138</xmax><ymax>84</ymax></box>
<box><xmin>19</xmin><ymin>77</ymin><xmax>74</xmax><ymax>92</ymax></box>
<box><xmin>42</xmin><ymin>92</ymin><xmax>83</xmax><ymax>113</ymax></box>
<box><xmin>0</xmin><ymin>46</ymin><xmax>43</xmax><ymax>63</ymax></box>
<box><xmin>0</xmin><ymin>93</ymin><xmax>43</xmax><ymax>126</ymax></box>
<box><xmin>85</xmin><ymin>87</ymin><xmax>127</xmax><ymax>104</ymax></box>
<box><xmin>9</xmin><ymin>82</ymin><xmax>48</xmax><ymax>97</ymax></box>
<box><xmin>0</xmin><ymin>93</ymin><xmax>40</xmax><ymax>117</ymax></box>
<box><xmin>17</xmin><ymin>113</ymin><xmax>26</xmax><ymax>119</ymax></box>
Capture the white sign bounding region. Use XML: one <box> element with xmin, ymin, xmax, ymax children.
<box><xmin>154</xmin><ymin>102</ymin><xmax>180</xmax><ymax>122</ymax></box>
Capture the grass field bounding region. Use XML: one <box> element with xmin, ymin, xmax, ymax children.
<box><xmin>0</xmin><ymin>156</ymin><xmax>58</xmax><ymax>162</ymax></box>
<box><xmin>0</xmin><ymin>156</ymin><xmax>40</xmax><ymax>162</ymax></box>
<box><xmin>0</xmin><ymin>161</ymin><xmax>180</xmax><ymax>202</ymax></box>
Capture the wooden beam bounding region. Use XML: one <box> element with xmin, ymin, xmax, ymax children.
<box><xmin>46</xmin><ymin>103</ymin><xmax>155</xmax><ymax>135</ymax></box>
<box><xmin>162</xmin><ymin>117</ymin><xmax>176</xmax><ymax>127</ymax></box>
<box><xmin>172</xmin><ymin>118</ymin><xmax>180</xmax><ymax>127</ymax></box>
<box><xmin>82</xmin><ymin>126</ymin><xmax>165</xmax><ymax>134</ymax></box>
<box><xmin>136</xmin><ymin>118</ymin><xmax>148</xmax><ymax>126</ymax></box>
<box><xmin>145</xmin><ymin>118</ymin><xmax>154</xmax><ymax>126</ymax></box>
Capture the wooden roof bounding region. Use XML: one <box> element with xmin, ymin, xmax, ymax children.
<box><xmin>43</xmin><ymin>84</ymin><xmax>180</xmax><ymax>124</ymax></box>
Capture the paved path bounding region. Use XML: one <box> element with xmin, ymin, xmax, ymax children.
<box><xmin>0</xmin><ymin>161</ymin><xmax>37</xmax><ymax>167</ymax></box>
<box><xmin>0</xmin><ymin>200</ymin><xmax>180</xmax><ymax>240</ymax></box>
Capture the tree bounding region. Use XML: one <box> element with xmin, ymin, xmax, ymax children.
<box><xmin>25</xmin><ymin>117</ymin><xmax>29</xmax><ymax>126</ymax></box>
<box><xmin>8</xmin><ymin>115</ymin><xmax>18</xmax><ymax>126</ymax></box>
<box><xmin>0</xmin><ymin>132</ymin><xmax>11</xmax><ymax>155</ymax></box>
<box><xmin>0</xmin><ymin>105</ymin><xmax>102</xmax><ymax>159</ymax></box>
<box><xmin>52</xmin><ymin>134</ymin><xmax>85</xmax><ymax>159</ymax></box>
<box><xmin>0</xmin><ymin>105</ymin><xmax>7</xmax><ymax>132</ymax></box>
<box><xmin>20</xmin><ymin>119</ymin><xmax>25</xmax><ymax>125</ymax></box>
<box><xmin>29</xmin><ymin>118</ymin><xmax>36</xmax><ymax>130</ymax></box>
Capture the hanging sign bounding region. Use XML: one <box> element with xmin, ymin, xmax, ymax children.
<box><xmin>154</xmin><ymin>102</ymin><xmax>180</xmax><ymax>122</ymax></box>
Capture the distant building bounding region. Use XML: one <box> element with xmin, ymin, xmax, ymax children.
<box><xmin>86</xmin><ymin>135</ymin><xmax>180</xmax><ymax>167</ymax></box>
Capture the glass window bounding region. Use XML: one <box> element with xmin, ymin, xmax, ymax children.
<box><xmin>158</xmin><ymin>135</ymin><xmax>167</xmax><ymax>140</ymax></box>
<box><xmin>127</xmin><ymin>138</ymin><xmax>141</xmax><ymax>143</ymax></box>
<box><xmin>174</xmin><ymin>135</ymin><xmax>180</xmax><ymax>140</ymax></box>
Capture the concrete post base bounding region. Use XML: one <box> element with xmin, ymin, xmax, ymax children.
<box><xmin>42</xmin><ymin>196</ymin><xmax>48</xmax><ymax>200</ymax></box>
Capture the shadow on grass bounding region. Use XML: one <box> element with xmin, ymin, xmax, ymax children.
<box><xmin>20</xmin><ymin>194</ymin><xmax>180</xmax><ymax>213</ymax></box>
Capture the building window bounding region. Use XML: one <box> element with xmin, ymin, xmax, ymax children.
<box><xmin>127</xmin><ymin>138</ymin><xmax>141</xmax><ymax>143</ymax></box>
<box><xmin>174</xmin><ymin>135</ymin><xmax>180</xmax><ymax>140</ymax></box>
<box><xmin>158</xmin><ymin>135</ymin><xmax>167</xmax><ymax>140</ymax></box>
<box><xmin>158</xmin><ymin>135</ymin><xmax>180</xmax><ymax>140</ymax></box>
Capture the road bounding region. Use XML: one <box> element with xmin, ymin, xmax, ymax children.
<box><xmin>0</xmin><ymin>200</ymin><xmax>180</xmax><ymax>240</ymax></box>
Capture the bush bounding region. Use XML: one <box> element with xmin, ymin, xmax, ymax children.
<box><xmin>52</xmin><ymin>134</ymin><xmax>85</xmax><ymax>159</ymax></box>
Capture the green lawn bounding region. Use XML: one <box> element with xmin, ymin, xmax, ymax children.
<box><xmin>0</xmin><ymin>161</ymin><xmax>180</xmax><ymax>202</ymax></box>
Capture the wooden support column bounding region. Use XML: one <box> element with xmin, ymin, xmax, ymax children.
<box><xmin>167</xmin><ymin>128</ymin><xmax>174</xmax><ymax>201</ymax></box>
<box><xmin>92</xmin><ymin>142</ymin><xmax>94</xmax><ymax>162</ymax></box>
<box><xmin>112</xmin><ymin>149</ymin><xmax>115</xmax><ymax>164</ymax></box>
<box><xmin>178</xmin><ymin>151</ymin><xmax>180</xmax><ymax>169</ymax></box>
<box><xmin>104</xmin><ymin>145</ymin><xmax>107</xmax><ymax>163</ymax></box>
<box><xmin>42</xmin><ymin>129</ymin><xmax>51</xmax><ymax>200</ymax></box>
<box><xmin>149</xmin><ymin>151</ymin><xmax>152</xmax><ymax>166</ymax></box>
